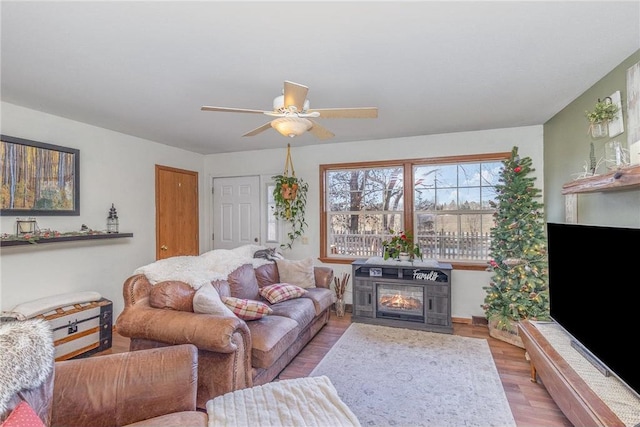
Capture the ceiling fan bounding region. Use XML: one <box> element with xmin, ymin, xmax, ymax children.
<box><xmin>201</xmin><ymin>81</ymin><xmax>378</xmax><ymax>139</ymax></box>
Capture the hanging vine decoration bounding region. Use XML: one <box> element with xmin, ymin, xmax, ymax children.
<box><xmin>272</xmin><ymin>144</ymin><xmax>309</xmax><ymax>250</ymax></box>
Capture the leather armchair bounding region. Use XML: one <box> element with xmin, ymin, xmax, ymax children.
<box><xmin>0</xmin><ymin>318</ymin><xmax>207</xmax><ymax>427</ymax></box>
<box><xmin>51</xmin><ymin>344</ymin><xmax>207</xmax><ymax>427</ymax></box>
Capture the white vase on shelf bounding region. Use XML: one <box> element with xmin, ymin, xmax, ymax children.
<box><xmin>604</xmin><ymin>140</ymin><xmax>629</xmax><ymax>170</ymax></box>
<box><xmin>398</xmin><ymin>252</ymin><xmax>411</xmax><ymax>262</ymax></box>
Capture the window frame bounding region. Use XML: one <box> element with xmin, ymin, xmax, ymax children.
<box><xmin>319</xmin><ymin>152</ymin><xmax>510</xmax><ymax>270</ymax></box>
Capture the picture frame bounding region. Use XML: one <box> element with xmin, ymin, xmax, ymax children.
<box><xmin>1</xmin><ymin>135</ymin><xmax>80</xmax><ymax>216</ymax></box>
<box><xmin>369</xmin><ymin>267</ymin><xmax>382</xmax><ymax>277</ymax></box>
<box><xmin>627</xmin><ymin>60</ymin><xmax>640</xmax><ymax>165</ymax></box>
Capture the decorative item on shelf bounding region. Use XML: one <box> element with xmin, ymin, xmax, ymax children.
<box><xmin>604</xmin><ymin>140</ymin><xmax>630</xmax><ymax>170</ymax></box>
<box><xmin>398</xmin><ymin>252</ymin><xmax>411</xmax><ymax>262</ymax></box>
<box><xmin>333</xmin><ymin>272</ymin><xmax>350</xmax><ymax>318</ymax></box>
<box><xmin>590</xmin><ymin>122</ymin><xmax>608</xmax><ymax>139</ymax></box>
<box><xmin>571</xmin><ymin>141</ymin><xmax>607</xmax><ymax>181</ymax></box>
<box><xmin>585</xmin><ymin>97</ymin><xmax>620</xmax><ymax>139</ymax></box>
<box><xmin>382</xmin><ymin>229</ymin><xmax>421</xmax><ymax>261</ymax></box>
<box><xmin>15</xmin><ymin>217</ymin><xmax>38</xmax><ymax>236</ymax></box>
<box><xmin>272</xmin><ymin>144</ymin><xmax>308</xmax><ymax>250</ymax></box>
<box><xmin>107</xmin><ymin>204</ymin><xmax>119</xmax><ymax>234</ymax></box>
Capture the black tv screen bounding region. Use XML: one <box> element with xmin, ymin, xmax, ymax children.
<box><xmin>547</xmin><ymin>222</ymin><xmax>640</xmax><ymax>398</ymax></box>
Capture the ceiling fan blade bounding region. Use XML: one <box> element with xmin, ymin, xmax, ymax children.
<box><xmin>307</xmin><ymin>107</ymin><xmax>378</xmax><ymax>119</ymax></box>
<box><xmin>242</xmin><ymin>122</ymin><xmax>273</xmax><ymax>137</ymax></box>
<box><xmin>283</xmin><ymin>81</ymin><xmax>309</xmax><ymax>112</ymax></box>
<box><xmin>201</xmin><ymin>106</ymin><xmax>266</xmax><ymax>114</ymax></box>
<box><xmin>308</xmin><ymin>120</ymin><xmax>335</xmax><ymax>140</ymax></box>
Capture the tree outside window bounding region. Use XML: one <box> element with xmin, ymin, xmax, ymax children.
<box><xmin>321</xmin><ymin>153</ymin><xmax>507</xmax><ymax>266</ymax></box>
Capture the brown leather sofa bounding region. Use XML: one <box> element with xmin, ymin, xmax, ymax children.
<box><xmin>0</xmin><ymin>317</ymin><xmax>206</xmax><ymax>427</ymax></box>
<box><xmin>116</xmin><ymin>261</ymin><xmax>335</xmax><ymax>409</ymax></box>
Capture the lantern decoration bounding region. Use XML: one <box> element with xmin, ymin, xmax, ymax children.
<box><xmin>107</xmin><ymin>204</ymin><xmax>119</xmax><ymax>234</ymax></box>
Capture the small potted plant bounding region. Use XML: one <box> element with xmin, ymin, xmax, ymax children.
<box><xmin>382</xmin><ymin>229</ymin><xmax>421</xmax><ymax>261</ymax></box>
<box><xmin>275</xmin><ymin>175</ymin><xmax>299</xmax><ymax>201</ymax></box>
<box><xmin>585</xmin><ymin>98</ymin><xmax>619</xmax><ymax>138</ymax></box>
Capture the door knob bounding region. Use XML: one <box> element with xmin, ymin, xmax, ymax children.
<box><xmin>254</xmin><ymin>237</ymin><xmax>259</xmax><ymax>243</ymax></box>
<box><xmin>161</xmin><ymin>245</ymin><xmax>168</xmax><ymax>251</ymax></box>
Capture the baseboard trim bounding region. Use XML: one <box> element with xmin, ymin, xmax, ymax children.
<box><xmin>343</xmin><ymin>310</ymin><xmax>479</xmax><ymax>326</ymax></box>
<box><xmin>471</xmin><ymin>315</ymin><xmax>488</xmax><ymax>326</ymax></box>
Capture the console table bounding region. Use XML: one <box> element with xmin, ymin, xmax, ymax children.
<box><xmin>351</xmin><ymin>259</ymin><xmax>453</xmax><ymax>334</ymax></box>
<box><xmin>519</xmin><ymin>320</ymin><xmax>639</xmax><ymax>427</ymax></box>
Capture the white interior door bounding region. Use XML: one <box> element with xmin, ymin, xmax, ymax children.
<box><xmin>212</xmin><ymin>176</ymin><xmax>261</xmax><ymax>250</ymax></box>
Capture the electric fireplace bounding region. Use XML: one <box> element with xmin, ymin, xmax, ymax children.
<box><xmin>351</xmin><ymin>259</ymin><xmax>453</xmax><ymax>334</ymax></box>
<box><xmin>376</xmin><ymin>283</ymin><xmax>424</xmax><ymax>322</ymax></box>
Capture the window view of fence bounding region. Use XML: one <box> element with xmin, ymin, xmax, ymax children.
<box><xmin>329</xmin><ymin>231</ymin><xmax>491</xmax><ymax>261</ymax></box>
<box><xmin>324</xmin><ymin>156</ymin><xmax>504</xmax><ymax>263</ymax></box>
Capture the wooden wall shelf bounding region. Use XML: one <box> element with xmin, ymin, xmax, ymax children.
<box><xmin>0</xmin><ymin>233</ymin><xmax>133</xmax><ymax>247</ymax></box>
<box><xmin>562</xmin><ymin>164</ymin><xmax>640</xmax><ymax>194</ymax></box>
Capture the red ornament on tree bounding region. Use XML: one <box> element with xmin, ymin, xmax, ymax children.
<box><xmin>514</xmin><ymin>166</ymin><xmax>522</xmax><ymax>173</ymax></box>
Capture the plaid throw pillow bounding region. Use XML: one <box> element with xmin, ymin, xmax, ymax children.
<box><xmin>259</xmin><ymin>283</ymin><xmax>307</xmax><ymax>304</ymax></box>
<box><xmin>222</xmin><ymin>297</ymin><xmax>272</xmax><ymax>320</ymax></box>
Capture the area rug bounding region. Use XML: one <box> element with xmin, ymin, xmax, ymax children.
<box><xmin>309</xmin><ymin>323</ymin><xmax>516</xmax><ymax>427</ymax></box>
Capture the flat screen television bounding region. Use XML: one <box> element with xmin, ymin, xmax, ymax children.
<box><xmin>547</xmin><ymin>222</ymin><xmax>640</xmax><ymax>399</ymax></box>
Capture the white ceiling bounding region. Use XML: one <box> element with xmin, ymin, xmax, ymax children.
<box><xmin>2</xmin><ymin>1</ymin><xmax>639</xmax><ymax>155</ymax></box>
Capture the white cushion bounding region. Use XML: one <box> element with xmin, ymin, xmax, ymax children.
<box><xmin>11</xmin><ymin>291</ymin><xmax>102</xmax><ymax>318</ymax></box>
<box><xmin>193</xmin><ymin>284</ymin><xmax>235</xmax><ymax>317</ymax></box>
<box><xmin>275</xmin><ymin>258</ymin><xmax>316</xmax><ymax>289</ymax></box>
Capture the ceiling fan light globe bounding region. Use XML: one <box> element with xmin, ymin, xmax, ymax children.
<box><xmin>273</xmin><ymin>95</ymin><xmax>310</xmax><ymax>112</ymax></box>
<box><xmin>271</xmin><ymin>117</ymin><xmax>312</xmax><ymax>138</ymax></box>
<box><xmin>273</xmin><ymin>95</ymin><xmax>284</xmax><ymax>111</ymax></box>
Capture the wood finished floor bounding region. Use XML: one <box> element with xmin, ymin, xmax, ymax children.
<box><xmin>100</xmin><ymin>311</ymin><xmax>572</xmax><ymax>427</ymax></box>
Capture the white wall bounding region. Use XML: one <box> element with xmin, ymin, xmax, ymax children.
<box><xmin>0</xmin><ymin>102</ymin><xmax>205</xmax><ymax>317</ymax></box>
<box><xmin>1</xmin><ymin>102</ymin><xmax>544</xmax><ymax>321</ymax></box>
<box><xmin>203</xmin><ymin>125</ymin><xmax>545</xmax><ymax>319</ymax></box>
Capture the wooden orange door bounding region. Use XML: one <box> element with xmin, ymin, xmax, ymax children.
<box><xmin>155</xmin><ymin>165</ymin><xmax>199</xmax><ymax>259</ymax></box>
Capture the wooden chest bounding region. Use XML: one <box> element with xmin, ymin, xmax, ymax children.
<box><xmin>34</xmin><ymin>298</ymin><xmax>113</xmax><ymax>361</ymax></box>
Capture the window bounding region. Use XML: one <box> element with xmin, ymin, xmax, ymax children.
<box><xmin>320</xmin><ymin>153</ymin><xmax>508</xmax><ymax>267</ymax></box>
<box><xmin>266</xmin><ymin>183</ymin><xmax>279</xmax><ymax>243</ymax></box>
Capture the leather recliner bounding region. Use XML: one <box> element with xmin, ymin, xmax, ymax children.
<box><xmin>0</xmin><ymin>318</ymin><xmax>207</xmax><ymax>427</ymax></box>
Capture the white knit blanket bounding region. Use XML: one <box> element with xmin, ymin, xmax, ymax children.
<box><xmin>134</xmin><ymin>245</ymin><xmax>273</xmax><ymax>290</ymax></box>
<box><xmin>206</xmin><ymin>376</ymin><xmax>361</xmax><ymax>427</ymax></box>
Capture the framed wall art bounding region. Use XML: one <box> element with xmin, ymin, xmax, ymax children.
<box><xmin>627</xmin><ymin>60</ymin><xmax>640</xmax><ymax>165</ymax></box>
<box><xmin>1</xmin><ymin>135</ymin><xmax>80</xmax><ymax>216</ymax></box>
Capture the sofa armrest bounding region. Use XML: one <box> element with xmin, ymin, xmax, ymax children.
<box><xmin>314</xmin><ymin>266</ymin><xmax>334</xmax><ymax>289</ymax></box>
<box><xmin>116</xmin><ymin>306</ymin><xmax>251</xmax><ymax>353</ymax></box>
<box><xmin>51</xmin><ymin>344</ymin><xmax>198</xmax><ymax>427</ymax></box>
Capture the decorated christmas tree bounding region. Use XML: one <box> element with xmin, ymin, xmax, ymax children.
<box><xmin>482</xmin><ymin>146</ymin><xmax>549</xmax><ymax>346</ymax></box>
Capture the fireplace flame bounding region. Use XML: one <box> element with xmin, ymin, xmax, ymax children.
<box><xmin>379</xmin><ymin>293</ymin><xmax>422</xmax><ymax>310</ymax></box>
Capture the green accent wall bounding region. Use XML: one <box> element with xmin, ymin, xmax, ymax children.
<box><xmin>544</xmin><ymin>50</ymin><xmax>640</xmax><ymax>226</ymax></box>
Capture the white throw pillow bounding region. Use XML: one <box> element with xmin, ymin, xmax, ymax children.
<box><xmin>275</xmin><ymin>258</ymin><xmax>316</xmax><ymax>289</ymax></box>
<box><xmin>193</xmin><ymin>284</ymin><xmax>235</xmax><ymax>317</ymax></box>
